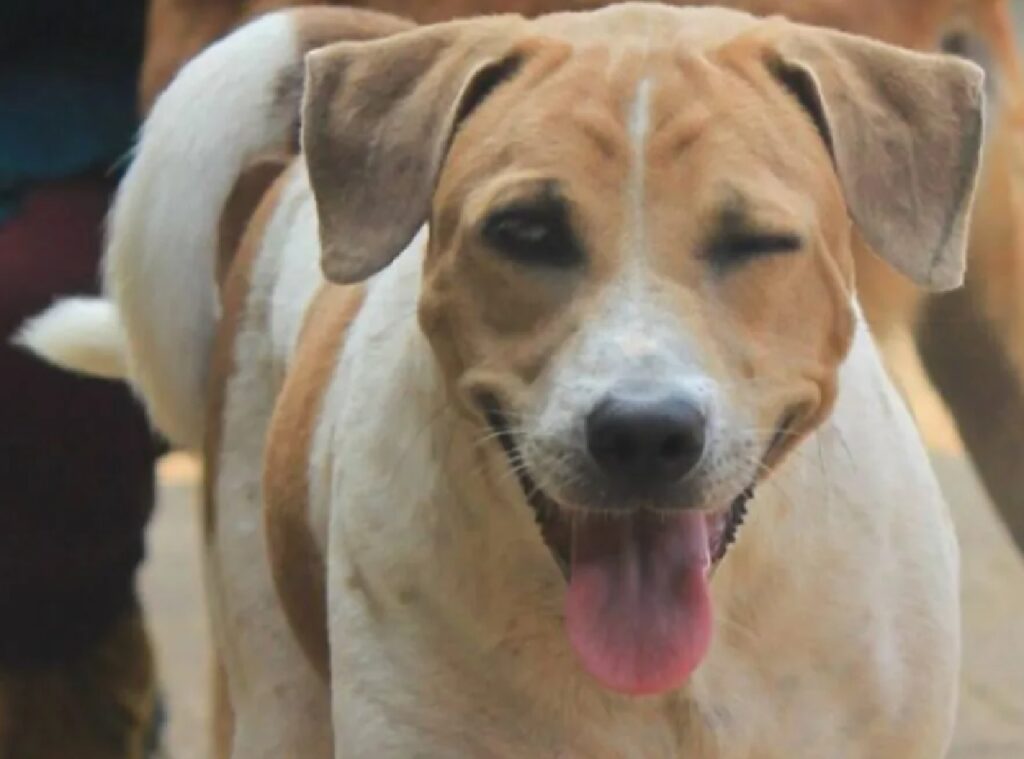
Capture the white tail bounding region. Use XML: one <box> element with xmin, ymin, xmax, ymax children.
<box><xmin>14</xmin><ymin>297</ymin><xmax>128</xmax><ymax>380</ymax></box>
<box><xmin>102</xmin><ymin>12</ymin><xmax>307</xmax><ymax>449</ymax></box>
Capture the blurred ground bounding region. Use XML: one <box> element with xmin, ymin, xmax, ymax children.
<box><xmin>139</xmin><ymin>331</ymin><xmax>1024</xmax><ymax>758</ymax></box>
<box><xmin>141</xmin><ymin>463</ymin><xmax>207</xmax><ymax>759</ymax></box>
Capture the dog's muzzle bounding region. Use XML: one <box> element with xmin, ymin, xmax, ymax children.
<box><xmin>479</xmin><ymin>394</ymin><xmax>758</xmax><ymax>579</ymax></box>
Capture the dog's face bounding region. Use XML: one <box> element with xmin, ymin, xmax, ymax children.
<box><xmin>303</xmin><ymin>4</ymin><xmax>983</xmax><ymax>696</ymax></box>
<box><xmin>421</xmin><ymin>20</ymin><xmax>853</xmax><ymax>558</ymax></box>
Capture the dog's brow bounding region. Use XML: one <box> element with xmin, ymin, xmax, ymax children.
<box><xmin>713</xmin><ymin>194</ymin><xmax>756</xmax><ymax>236</ymax></box>
<box><xmin>490</xmin><ymin>178</ymin><xmax>569</xmax><ymax>213</ymax></box>
<box><xmin>568</xmin><ymin>107</ymin><xmax>624</xmax><ymax>160</ymax></box>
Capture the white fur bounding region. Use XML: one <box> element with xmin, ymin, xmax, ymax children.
<box><xmin>626</xmin><ymin>76</ymin><xmax>653</xmax><ymax>256</ymax></box>
<box><xmin>14</xmin><ymin>297</ymin><xmax>128</xmax><ymax>380</ymax></box>
<box><xmin>207</xmin><ymin>165</ymin><xmax>331</xmax><ymax>759</ymax></box>
<box><xmin>307</xmin><ymin>226</ymin><xmax>430</xmax><ymax>552</ymax></box>
<box><xmin>267</xmin><ymin>174</ymin><xmax>323</xmax><ymax>384</ymax></box>
<box><xmin>103</xmin><ymin>11</ymin><xmax>302</xmax><ymax>449</ymax></box>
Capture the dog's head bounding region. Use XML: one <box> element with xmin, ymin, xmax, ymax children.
<box><xmin>302</xmin><ymin>3</ymin><xmax>983</xmax><ymax>696</ymax></box>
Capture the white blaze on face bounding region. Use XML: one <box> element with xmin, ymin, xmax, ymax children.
<box><xmin>552</xmin><ymin>76</ymin><xmax>723</xmax><ymax>693</ymax></box>
<box><xmin>513</xmin><ymin>70</ymin><xmax>786</xmax><ymax>695</ymax></box>
<box><xmin>625</xmin><ymin>76</ymin><xmax>654</xmax><ymax>263</ymax></box>
<box><xmin>615</xmin><ymin>331</ymin><xmax>660</xmax><ymax>359</ymax></box>
<box><xmin>526</xmin><ymin>77</ymin><xmax>720</xmax><ymax>462</ymax></box>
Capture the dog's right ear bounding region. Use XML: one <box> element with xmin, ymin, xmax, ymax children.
<box><xmin>302</xmin><ymin>17</ymin><xmax>531</xmax><ymax>284</ymax></box>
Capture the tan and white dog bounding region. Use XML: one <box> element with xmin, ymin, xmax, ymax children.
<box><xmin>20</xmin><ymin>3</ymin><xmax>984</xmax><ymax>757</ymax></box>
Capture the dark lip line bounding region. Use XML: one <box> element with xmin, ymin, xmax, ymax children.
<box><xmin>478</xmin><ymin>395</ymin><xmax>532</xmax><ymax>497</ymax></box>
<box><xmin>712</xmin><ymin>408</ymin><xmax>801</xmax><ymax>562</ymax></box>
<box><xmin>712</xmin><ymin>487</ymin><xmax>755</xmax><ymax>565</ymax></box>
<box><xmin>479</xmin><ymin>395</ymin><xmax>571</xmax><ymax>578</ymax></box>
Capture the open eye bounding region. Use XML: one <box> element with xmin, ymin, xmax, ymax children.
<box><xmin>482</xmin><ymin>203</ymin><xmax>583</xmax><ymax>268</ymax></box>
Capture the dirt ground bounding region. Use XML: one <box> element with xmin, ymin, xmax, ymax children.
<box><xmin>140</xmin><ymin>334</ymin><xmax>1024</xmax><ymax>758</ymax></box>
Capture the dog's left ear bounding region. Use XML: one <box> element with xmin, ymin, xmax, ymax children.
<box><xmin>767</xmin><ymin>26</ymin><xmax>986</xmax><ymax>291</ymax></box>
<box><xmin>302</xmin><ymin>17</ymin><xmax>534</xmax><ymax>284</ymax></box>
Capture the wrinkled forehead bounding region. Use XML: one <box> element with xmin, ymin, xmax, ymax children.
<box><xmin>440</xmin><ymin>8</ymin><xmax>832</xmax><ymax>228</ymax></box>
<box><xmin>526</xmin><ymin>3</ymin><xmax>767</xmax><ymax>121</ymax></box>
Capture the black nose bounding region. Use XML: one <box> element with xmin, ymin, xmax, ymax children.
<box><xmin>585</xmin><ymin>389</ymin><xmax>706</xmax><ymax>493</ymax></box>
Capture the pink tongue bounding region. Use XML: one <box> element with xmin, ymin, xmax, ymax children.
<box><xmin>566</xmin><ymin>510</ymin><xmax>713</xmax><ymax>696</ymax></box>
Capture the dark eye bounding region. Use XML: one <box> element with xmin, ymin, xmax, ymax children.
<box><xmin>482</xmin><ymin>205</ymin><xmax>583</xmax><ymax>268</ymax></box>
<box><xmin>705</xmin><ymin>231</ymin><xmax>802</xmax><ymax>271</ymax></box>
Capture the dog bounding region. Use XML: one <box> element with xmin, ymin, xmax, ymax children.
<box><xmin>20</xmin><ymin>3</ymin><xmax>984</xmax><ymax>756</ymax></box>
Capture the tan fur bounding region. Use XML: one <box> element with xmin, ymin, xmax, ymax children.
<box><xmin>418</xmin><ymin>23</ymin><xmax>855</xmax><ymax>463</ymax></box>
<box><xmin>263</xmin><ymin>283</ymin><xmax>366</xmax><ymax>681</ymax></box>
<box><xmin>210</xmin><ymin>659</ymin><xmax>233</xmax><ymax>759</ymax></box>
<box><xmin>217</xmin><ymin>155</ymin><xmax>292</xmax><ymax>289</ymax></box>
<box><xmin>205</xmin><ymin>166</ymin><xmax>292</xmax><ymax>541</ymax></box>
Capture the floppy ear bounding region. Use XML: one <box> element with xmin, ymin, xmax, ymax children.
<box><xmin>768</xmin><ymin>26</ymin><xmax>986</xmax><ymax>291</ymax></box>
<box><xmin>302</xmin><ymin>18</ymin><xmax>529</xmax><ymax>284</ymax></box>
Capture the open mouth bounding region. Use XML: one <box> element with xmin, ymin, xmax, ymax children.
<box><xmin>481</xmin><ymin>396</ymin><xmax>771</xmax><ymax>697</ymax></box>
<box><xmin>481</xmin><ymin>399</ymin><xmax>755</xmax><ymax>579</ymax></box>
